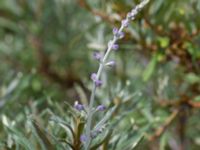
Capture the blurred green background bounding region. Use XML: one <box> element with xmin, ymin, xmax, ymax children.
<box><xmin>0</xmin><ymin>0</ymin><xmax>200</xmax><ymax>149</ymax></box>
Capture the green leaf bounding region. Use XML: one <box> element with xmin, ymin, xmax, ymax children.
<box><xmin>158</xmin><ymin>37</ymin><xmax>170</xmax><ymax>48</ymax></box>
<box><xmin>6</xmin><ymin>126</ymin><xmax>34</xmax><ymax>150</ymax></box>
<box><xmin>31</xmin><ymin>120</ymin><xmax>55</xmax><ymax>150</ymax></box>
<box><xmin>160</xmin><ymin>133</ymin><xmax>169</xmax><ymax>150</ymax></box>
<box><xmin>185</xmin><ymin>73</ymin><xmax>200</xmax><ymax>84</ymax></box>
<box><xmin>142</xmin><ymin>54</ymin><xmax>158</xmax><ymax>82</ymax></box>
<box><xmin>94</xmin><ymin>106</ymin><xmax>116</xmax><ymax>131</ymax></box>
<box><xmin>90</xmin><ymin>131</ymin><xmax>112</xmax><ymax>150</ymax></box>
<box><xmin>194</xmin><ymin>96</ymin><xmax>200</xmax><ymax>102</ymax></box>
<box><xmin>50</xmin><ymin>116</ymin><xmax>75</xmax><ymax>139</ymax></box>
<box><xmin>0</xmin><ymin>17</ymin><xmax>19</xmax><ymax>32</ymax></box>
<box><xmin>115</xmin><ymin>133</ymin><xmax>144</xmax><ymax>150</ymax></box>
<box><xmin>185</xmin><ymin>42</ymin><xmax>200</xmax><ymax>59</ymax></box>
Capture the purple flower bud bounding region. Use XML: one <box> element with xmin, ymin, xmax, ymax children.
<box><xmin>91</xmin><ymin>128</ymin><xmax>104</xmax><ymax>138</ymax></box>
<box><xmin>80</xmin><ymin>134</ymin><xmax>87</xmax><ymax>142</ymax></box>
<box><xmin>95</xmin><ymin>79</ymin><xmax>103</xmax><ymax>87</ymax></box>
<box><xmin>118</xmin><ymin>32</ymin><xmax>125</xmax><ymax>39</ymax></box>
<box><xmin>122</xmin><ymin>19</ymin><xmax>129</xmax><ymax>27</ymax></box>
<box><xmin>127</xmin><ymin>12</ymin><xmax>132</xmax><ymax>19</ymax></box>
<box><xmin>127</xmin><ymin>12</ymin><xmax>135</xmax><ymax>20</ymax></box>
<box><xmin>97</xmin><ymin>128</ymin><xmax>103</xmax><ymax>133</ymax></box>
<box><xmin>74</xmin><ymin>101</ymin><xmax>84</xmax><ymax>111</ymax></box>
<box><xmin>91</xmin><ymin>73</ymin><xmax>102</xmax><ymax>87</ymax></box>
<box><xmin>93</xmin><ymin>51</ymin><xmax>103</xmax><ymax>61</ymax></box>
<box><xmin>108</xmin><ymin>41</ymin><xmax>119</xmax><ymax>50</ymax></box>
<box><xmin>131</xmin><ymin>9</ymin><xmax>137</xmax><ymax>16</ymax></box>
<box><xmin>105</xmin><ymin>61</ymin><xmax>115</xmax><ymax>67</ymax></box>
<box><xmin>113</xmin><ymin>28</ymin><xmax>124</xmax><ymax>39</ymax></box>
<box><xmin>91</xmin><ymin>73</ymin><xmax>97</xmax><ymax>81</ymax></box>
<box><xmin>112</xmin><ymin>44</ymin><xmax>119</xmax><ymax>50</ymax></box>
<box><xmin>113</xmin><ymin>27</ymin><xmax>119</xmax><ymax>35</ymax></box>
<box><xmin>96</xmin><ymin>105</ymin><xmax>106</xmax><ymax>111</ymax></box>
<box><xmin>91</xmin><ymin>132</ymin><xmax>97</xmax><ymax>138</ymax></box>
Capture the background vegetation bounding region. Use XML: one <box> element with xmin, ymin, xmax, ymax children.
<box><xmin>0</xmin><ymin>0</ymin><xmax>200</xmax><ymax>149</ymax></box>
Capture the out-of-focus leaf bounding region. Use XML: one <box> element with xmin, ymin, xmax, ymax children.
<box><xmin>5</xmin><ymin>126</ymin><xmax>34</xmax><ymax>150</ymax></box>
<box><xmin>75</xmin><ymin>117</ymin><xmax>84</xmax><ymax>149</ymax></box>
<box><xmin>158</xmin><ymin>37</ymin><xmax>170</xmax><ymax>48</ymax></box>
<box><xmin>185</xmin><ymin>73</ymin><xmax>200</xmax><ymax>84</ymax></box>
<box><xmin>115</xmin><ymin>133</ymin><xmax>144</xmax><ymax>150</ymax></box>
<box><xmin>0</xmin><ymin>0</ymin><xmax>23</xmax><ymax>16</ymax></box>
<box><xmin>91</xmin><ymin>130</ymin><xmax>112</xmax><ymax>150</ymax></box>
<box><xmin>194</xmin><ymin>96</ymin><xmax>200</xmax><ymax>102</ymax></box>
<box><xmin>160</xmin><ymin>133</ymin><xmax>169</xmax><ymax>150</ymax></box>
<box><xmin>50</xmin><ymin>116</ymin><xmax>75</xmax><ymax>139</ymax></box>
<box><xmin>0</xmin><ymin>17</ymin><xmax>19</xmax><ymax>32</ymax></box>
<box><xmin>185</xmin><ymin>42</ymin><xmax>200</xmax><ymax>59</ymax></box>
<box><xmin>149</xmin><ymin>0</ymin><xmax>164</xmax><ymax>15</ymax></box>
<box><xmin>142</xmin><ymin>54</ymin><xmax>158</xmax><ymax>82</ymax></box>
<box><xmin>74</xmin><ymin>84</ymin><xmax>88</xmax><ymax>105</ymax></box>
<box><xmin>94</xmin><ymin>106</ymin><xmax>116</xmax><ymax>131</ymax></box>
<box><xmin>31</xmin><ymin>120</ymin><xmax>55</xmax><ymax>150</ymax></box>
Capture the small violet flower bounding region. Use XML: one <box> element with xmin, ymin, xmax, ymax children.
<box><xmin>127</xmin><ymin>12</ymin><xmax>135</xmax><ymax>20</ymax></box>
<box><xmin>112</xmin><ymin>44</ymin><xmax>119</xmax><ymax>50</ymax></box>
<box><xmin>105</xmin><ymin>61</ymin><xmax>115</xmax><ymax>67</ymax></box>
<box><xmin>80</xmin><ymin>134</ymin><xmax>87</xmax><ymax>142</ymax></box>
<box><xmin>108</xmin><ymin>41</ymin><xmax>119</xmax><ymax>50</ymax></box>
<box><xmin>91</xmin><ymin>127</ymin><xmax>104</xmax><ymax>138</ymax></box>
<box><xmin>91</xmin><ymin>73</ymin><xmax>97</xmax><ymax>81</ymax></box>
<box><xmin>113</xmin><ymin>27</ymin><xmax>118</xmax><ymax>35</ymax></box>
<box><xmin>113</xmin><ymin>28</ymin><xmax>124</xmax><ymax>39</ymax></box>
<box><xmin>127</xmin><ymin>12</ymin><xmax>132</xmax><ymax>19</ymax></box>
<box><xmin>118</xmin><ymin>32</ymin><xmax>125</xmax><ymax>39</ymax></box>
<box><xmin>95</xmin><ymin>80</ymin><xmax>103</xmax><ymax>87</ymax></box>
<box><xmin>93</xmin><ymin>51</ymin><xmax>103</xmax><ymax>61</ymax></box>
<box><xmin>91</xmin><ymin>73</ymin><xmax>102</xmax><ymax>87</ymax></box>
<box><xmin>122</xmin><ymin>19</ymin><xmax>129</xmax><ymax>27</ymax></box>
<box><xmin>74</xmin><ymin>101</ymin><xmax>84</xmax><ymax>111</ymax></box>
<box><xmin>96</xmin><ymin>105</ymin><xmax>106</xmax><ymax>111</ymax></box>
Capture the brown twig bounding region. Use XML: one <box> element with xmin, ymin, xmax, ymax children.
<box><xmin>144</xmin><ymin>17</ymin><xmax>169</xmax><ymax>37</ymax></box>
<box><xmin>177</xmin><ymin>105</ymin><xmax>189</xmax><ymax>150</ymax></box>
<box><xmin>157</xmin><ymin>99</ymin><xmax>179</xmax><ymax>107</ymax></box>
<box><xmin>188</xmin><ymin>101</ymin><xmax>200</xmax><ymax>108</ymax></box>
<box><xmin>29</xmin><ymin>35</ymin><xmax>89</xmax><ymax>94</ymax></box>
<box><xmin>148</xmin><ymin>109</ymin><xmax>179</xmax><ymax>141</ymax></box>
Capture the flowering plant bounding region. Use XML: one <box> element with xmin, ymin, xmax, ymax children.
<box><xmin>74</xmin><ymin>0</ymin><xmax>150</xmax><ymax>149</ymax></box>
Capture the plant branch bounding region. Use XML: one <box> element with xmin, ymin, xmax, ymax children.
<box><xmin>29</xmin><ymin>35</ymin><xmax>89</xmax><ymax>93</ymax></box>
<box><xmin>148</xmin><ymin>109</ymin><xmax>179</xmax><ymax>141</ymax></box>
